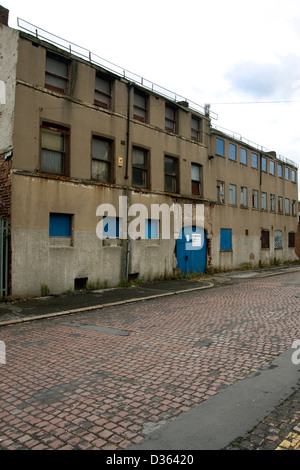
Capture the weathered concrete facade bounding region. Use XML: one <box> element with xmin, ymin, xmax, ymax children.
<box><xmin>0</xmin><ymin>13</ymin><xmax>298</xmax><ymax>296</ymax></box>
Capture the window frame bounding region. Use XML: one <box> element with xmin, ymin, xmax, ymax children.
<box><xmin>229</xmin><ymin>143</ymin><xmax>237</xmax><ymax>161</ymax></box>
<box><xmin>165</xmin><ymin>104</ymin><xmax>177</xmax><ymax>133</ymax></box>
<box><xmin>240</xmin><ymin>148</ymin><xmax>247</xmax><ymax>165</ymax></box>
<box><xmin>278</xmin><ymin>196</ymin><xmax>283</xmax><ymax>213</ymax></box>
<box><xmin>278</xmin><ymin>164</ymin><xmax>283</xmax><ymax>178</ymax></box>
<box><xmin>132</xmin><ymin>146</ymin><xmax>149</xmax><ymax>188</ymax></box>
<box><xmin>240</xmin><ymin>186</ymin><xmax>248</xmax><ymax>207</ymax></box>
<box><xmin>164</xmin><ymin>155</ymin><xmax>179</xmax><ymax>193</ymax></box>
<box><xmin>45</xmin><ymin>52</ymin><xmax>69</xmax><ymax>94</ymax></box>
<box><xmin>285</xmin><ymin>198</ymin><xmax>290</xmax><ymax>215</ymax></box>
<box><xmin>91</xmin><ymin>135</ymin><xmax>113</xmax><ymax>183</ymax></box>
<box><xmin>270</xmin><ymin>194</ymin><xmax>276</xmax><ymax>212</ymax></box>
<box><xmin>261</xmin><ymin>156</ymin><xmax>267</xmax><ymax>172</ymax></box>
<box><xmin>40</xmin><ymin>121</ymin><xmax>70</xmax><ymax>176</ymax></box>
<box><xmin>270</xmin><ymin>160</ymin><xmax>275</xmax><ymax>175</ymax></box>
<box><xmin>191</xmin><ymin>163</ymin><xmax>202</xmax><ymax>196</ymax></box>
<box><xmin>216</xmin><ymin>137</ymin><xmax>225</xmax><ymax>157</ymax></box>
<box><xmin>229</xmin><ymin>184</ymin><xmax>237</xmax><ymax>206</ymax></box>
<box><xmin>94</xmin><ymin>73</ymin><xmax>112</xmax><ymax>109</ymax></box>
<box><xmin>217</xmin><ymin>180</ymin><xmax>225</xmax><ymax>203</ymax></box>
<box><xmin>252</xmin><ymin>189</ymin><xmax>259</xmax><ymax>209</ymax></box>
<box><xmin>275</xmin><ymin>230</ymin><xmax>282</xmax><ymax>249</ymax></box>
<box><xmin>133</xmin><ymin>89</ymin><xmax>148</xmax><ymax>123</ymax></box>
<box><xmin>288</xmin><ymin>232</ymin><xmax>296</xmax><ymax>248</ymax></box>
<box><xmin>261</xmin><ymin>229</ymin><xmax>270</xmax><ymax>249</ymax></box>
<box><xmin>261</xmin><ymin>192</ymin><xmax>267</xmax><ymax>211</ymax></box>
<box><xmin>251</xmin><ymin>152</ymin><xmax>258</xmax><ymax>169</ymax></box>
<box><xmin>191</xmin><ymin>116</ymin><xmax>201</xmax><ymax>142</ymax></box>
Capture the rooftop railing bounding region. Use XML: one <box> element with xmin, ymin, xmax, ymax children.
<box><xmin>17</xmin><ymin>18</ymin><xmax>298</xmax><ymax>169</ymax></box>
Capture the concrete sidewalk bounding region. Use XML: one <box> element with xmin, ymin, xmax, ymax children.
<box><xmin>0</xmin><ymin>264</ymin><xmax>300</xmax><ymax>326</ymax></box>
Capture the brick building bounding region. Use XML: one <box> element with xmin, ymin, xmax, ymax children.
<box><xmin>0</xmin><ymin>7</ymin><xmax>299</xmax><ymax>296</ymax></box>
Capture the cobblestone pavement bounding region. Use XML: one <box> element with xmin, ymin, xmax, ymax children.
<box><xmin>225</xmin><ymin>387</ymin><xmax>300</xmax><ymax>450</ymax></box>
<box><xmin>0</xmin><ymin>272</ymin><xmax>299</xmax><ymax>450</ymax></box>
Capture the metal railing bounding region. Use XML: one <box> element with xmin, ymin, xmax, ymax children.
<box><xmin>212</xmin><ymin>124</ymin><xmax>298</xmax><ymax>168</ymax></box>
<box><xmin>16</xmin><ymin>18</ymin><xmax>298</xmax><ymax>169</ymax></box>
<box><xmin>17</xmin><ymin>18</ymin><xmax>218</xmax><ymax>120</ymax></box>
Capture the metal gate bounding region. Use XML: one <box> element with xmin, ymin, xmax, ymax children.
<box><xmin>0</xmin><ymin>219</ymin><xmax>9</xmax><ymax>297</ymax></box>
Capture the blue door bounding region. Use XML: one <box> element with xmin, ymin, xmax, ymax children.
<box><xmin>176</xmin><ymin>226</ymin><xmax>206</xmax><ymax>274</ymax></box>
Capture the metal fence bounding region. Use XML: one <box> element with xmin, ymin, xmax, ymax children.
<box><xmin>0</xmin><ymin>219</ymin><xmax>9</xmax><ymax>297</ymax></box>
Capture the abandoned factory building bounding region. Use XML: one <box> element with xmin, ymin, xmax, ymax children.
<box><xmin>0</xmin><ymin>7</ymin><xmax>299</xmax><ymax>296</ymax></box>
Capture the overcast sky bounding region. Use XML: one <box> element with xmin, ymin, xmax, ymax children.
<box><xmin>6</xmin><ymin>0</ymin><xmax>300</xmax><ymax>193</ymax></box>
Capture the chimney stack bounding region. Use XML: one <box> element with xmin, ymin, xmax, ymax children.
<box><xmin>0</xmin><ymin>6</ymin><xmax>9</xmax><ymax>25</ymax></box>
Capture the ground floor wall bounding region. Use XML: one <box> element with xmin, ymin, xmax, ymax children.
<box><xmin>9</xmin><ymin>173</ymin><xmax>299</xmax><ymax>296</ymax></box>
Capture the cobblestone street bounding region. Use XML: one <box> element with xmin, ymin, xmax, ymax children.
<box><xmin>0</xmin><ymin>271</ymin><xmax>299</xmax><ymax>450</ymax></box>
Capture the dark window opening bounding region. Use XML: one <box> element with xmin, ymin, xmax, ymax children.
<box><xmin>74</xmin><ymin>277</ymin><xmax>88</xmax><ymax>290</ymax></box>
<box><xmin>261</xmin><ymin>230</ymin><xmax>270</xmax><ymax>249</ymax></box>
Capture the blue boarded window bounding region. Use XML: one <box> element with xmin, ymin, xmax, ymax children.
<box><xmin>216</xmin><ymin>138</ymin><xmax>225</xmax><ymax>156</ymax></box>
<box><xmin>102</xmin><ymin>217</ymin><xmax>119</xmax><ymax>238</ymax></box>
<box><xmin>49</xmin><ymin>213</ymin><xmax>72</xmax><ymax>237</ymax></box>
<box><xmin>145</xmin><ymin>219</ymin><xmax>159</xmax><ymax>239</ymax></box>
<box><xmin>220</xmin><ymin>228</ymin><xmax>232</xmax><ymax>251</ymax></box>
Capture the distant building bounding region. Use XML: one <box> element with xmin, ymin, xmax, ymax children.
<box><xmin>0</xmin><ymin>7</ymin><xmax>298</xmax><ymax>296</ymax></box>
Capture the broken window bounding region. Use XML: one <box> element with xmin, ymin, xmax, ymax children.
<box><xmin>92</xmin><ymin>137</ymin><xmax>112</xmax><ymax>183</ymax></box>
<box><xmin>252</xmin><ymin>190</ymin><xmax>258</xmax><ymax>209</ymax></box>
<box><xmin>217</xmin><ymin>181</ymin><xmax>225</xmax><ymax>203</ymax></box>
<box><xmin>216</xmin><ymin>138</ymin><xmax>225</xmax><ymax>157</ymax></box>
<box><xmin>41</xmin><ymin>122</ymin><xmax>69</xmax><ymax>175</ymax></box>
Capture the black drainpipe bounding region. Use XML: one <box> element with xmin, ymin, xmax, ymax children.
<box><xmin>125</xmin><ymin>82</ymin><xmax>132</xmax><ymax>180</ymax></box>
